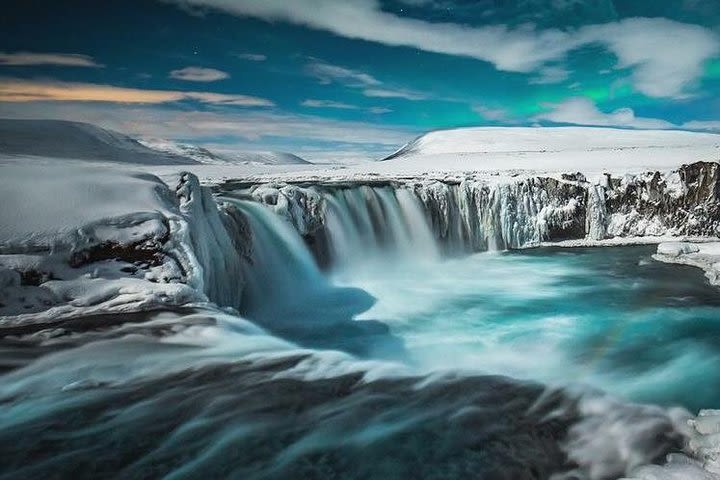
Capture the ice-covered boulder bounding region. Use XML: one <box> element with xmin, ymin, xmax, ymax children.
<box><xmin>657</xmin><ymin>242</ymin><xmax>701</xmax><ymax>257</ymax></box>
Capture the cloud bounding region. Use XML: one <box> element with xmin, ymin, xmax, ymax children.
<box><xmin>305</xmin><ymin>59</ymin><xmax>380</xmax><ymax>86</ymax></box>
<box><xmin>528</xmin><ymin>65</ymin><xmax>570</xmax><ymax>85</ymax></box>
<box><xmin>536</xmin><ymin>97</ymin><xmax>673</xmax><ymax>129</ymax></box>
<box><xmin>0</xmin><ymin>51</ymin><xmax>102</xmax><ymax>67</ymax></box>
<box><xmin>681</xmin><ymin>120</ymin><xmax>720</xmax><ymax>132</ymax></box>
<box><xmin>301</xmin><ymin>99</ymin><xmax>359</xmax><ymax>109</ymax></box>
<box><xmin>169</xmin><ymin>66</ymin><xmax>230</xmax><ymax>82</ymax></box>
<box><xmin>396</xmin><ymin>0</ymin><xmax>437</xmax><ymax>5</ymax></box>
<box><xmin>302</xmin><ymin>99</ymin><xmax>394</xmax><ymax>113</ymax></box>
<box><xmin>306</xmin><ymin>59</ymin><xmax>425</xmax><ymax>101</ymax></box>
<box><xmin>167</xmin><ymin>0</ymin><xmax>720</xmax><ymax>98</ymax></box>
<box><xmin>235</xmin><ymin>53</ymin><xmax>267</xmax><ymax>61</ymax></box>
<box><xmin>187</xmin><ymin>91</ymin><xmax>272</xmax><ymax>105</ymax></box>
<box><xmin>0</xmin><ymin>78</ymin><xmax>273</xmax><ymax>106</ymax></box>
<box><xmin>473</xmin><ymin>105</ymin><xmax>512</xmax><ymax>122</ymax></box>
<box><xmin>577</xmin><ymin>18</ymin><xmax>720</xmax><ymax>98</ymax></box>
<box><xmin>362</xmin><ymin>87</ymin><xmax>426</xmax><ymax>100</ymax></box>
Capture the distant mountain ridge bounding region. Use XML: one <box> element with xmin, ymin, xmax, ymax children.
<box><xmin>0</xmin><ymin>119</ymin><xmax>312</xmax><ymax>167</ymax></box>
<box><xmin>0</xmin><ymin>118</ymin><xmax>198</xmax><ymax>165</ymax></box>
<box><xmin>140</xmin><ymin>139</ymin><xmax>312</xmax><ymax>166</ymax></box>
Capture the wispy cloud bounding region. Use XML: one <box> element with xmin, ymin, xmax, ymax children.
<box><xmin>169</xmin><ymin>66</ymin><xmax>230</xmax><ymax>82</ymax></box>
<box><xmin>528</xmin><ymin>66</ymin><xmax>570</xmax><ymax>85</ymax></box>
<box><xmin>235</xmin><ymin>53</ymin><xmax>267</xmax><ymax>61</ymax></box>
<box><xmin>536</xmin><ymin>97</ymin><xmax>674</xmax><ymax>129</ymax></box>
<box><xmin>168</xmin><ymin>0</ymin><xmax>720</xmax><ymax>98</ymax></box>
<box><xmin>0</xmin><ymin>51</ymin><xmax>102</xmax><ymax>67</ymax></box>
<box><xmin>473</xmin><ymin>105</ymin><xmax>513</xmax><ymax>122</ymax></box>
<box><xmin>302</xmin><ymin>99</ymin><xmax>394</xmax><ymax>113</ymax></box>
<box><xmin>306</xmin><ymin>59</ymin><xmax>426</xmax><ymax>102</ymax></box>
<box><xmin>301</xmin><ymin>99</ymin><xmax>359</xmax><ymax>109</ymax></box>
<box><xmin>305</xmin><ymin>59</ymin><xmax>380</xmax><ymax>86</ymax></box>
<box><xmin>362</xmin><ymin>88</ymin><xmax>426</xmax><ymax>100</ymax></box>
<box><xmin>0</xmin><ymin>78</ymin><xmax>273</xmax><ymax>106</ymax></box>
<box><xmin>681</xmin><ymin>120</ymin><xmax>720</xmax><ymax>132</ymax></box>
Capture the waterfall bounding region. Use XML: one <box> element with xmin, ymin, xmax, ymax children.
<box><xmin>394</xmin><ymin>188</ymin><xmax>440</xmax><ymax>259</ymax></box>
<box><xmin>586</xmin><ymin>184</ymin><xmax>608</xmax><ymax>240</ymax></box>
<box><xmin>231</xmin><ymin>162</ymin><xmax>720</xmax><ymax>294</ymax></box>
<box><xmin>221</xmin><ymin>198</ymin><xmax>328</xmax><ymax>317</ymax></box>
<box><xmin>242</xmin><ymin>177</ymin><xmax>592</xmax><ymax>265</ymax></box>
<box><xmin>219</xmin><ymin>196</ymin><xmax>386</xmax><ymax>357</ymax></box>
<box><xmin>409</xmin><ymin>178</ymin><xmax>587</xmax><ymax>252</ymax></box>
<box><xmin>322</xmin><ymin>186</ymin><xmax>439</xmax><ymax>268</ymax></box>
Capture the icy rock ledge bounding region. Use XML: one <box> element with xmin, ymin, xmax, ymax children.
<box><xmin>0</xmin><ymin>166</ymin><xmax>248</xmax><ymax>331</ymax></box>
<box><xmin>654</xmin><ymin>242</ymin><xmax>720</xmax><ymax>286</ymax></box>
<box><xmin>657</xmin><ymin>242</ymin><xmax>701</xmax><ymax>257</ymax></box>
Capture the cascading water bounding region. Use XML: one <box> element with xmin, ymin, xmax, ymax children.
<box><xmin>220</xmin><ymin>197</ymin><xmax>395</xmax><ymax>357</ymax></box>
<box><xmin>247</xmin><ymin>178</ymin><xmax>595</xmax><ymax>268</ymax></box>
<box><xmin>320</xmin><ymin>186</ymin><xmax>439</xmax><ymax>268</ymax></box>
<box><xmin>221</xmin><ymin>198</ymin><xmax>328</xmax><ymax>314</ymax></box>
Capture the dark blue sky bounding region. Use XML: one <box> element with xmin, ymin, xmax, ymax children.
<box><xmin>1</xmin><ymin>0</ymin><xmax>719</xmax><ymax>159</ymax></box>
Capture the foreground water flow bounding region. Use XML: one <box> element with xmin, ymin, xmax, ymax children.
<box><xmin>2</xmin><ymin>190</ymin><xmax>719</xmax><ymax>479</ymax></box>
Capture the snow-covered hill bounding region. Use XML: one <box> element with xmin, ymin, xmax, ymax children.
<box><xmin>138</xmin><ymin>139</ymin><xmax>228</xmax><ymax>164</ymax></box>
<box><xmin>140</xmin><ymin>139</ymin><xmax>311</xmax><ymax>166</ymax></box>
<box><xmin>380</xmin><ymin>126</ymin><xmax>720</xmax><ymax>175</ymax></box>
<box><xmin>0</xmin><ymin>119</ymin><xmax>197</xmax><ymax>165</ymax></box>
<box><xmin>386</xmin><ymin>126</ymin><xmax>720</xmax><ymax>158</ymax></box>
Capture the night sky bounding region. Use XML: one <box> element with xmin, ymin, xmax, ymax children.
<box><xmin>2</xmin><ymin>0</ymin><xmax>720</xmax><ymax>160</ymax></box>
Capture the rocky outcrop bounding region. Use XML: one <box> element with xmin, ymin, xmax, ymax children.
<box><xmin>604</xmin><ymin>162</ymin><xmax>720</xmax><ymax>237</ymax></box>
<box><xmin>246</xmin><ymin>184</ymin><xmax>324</xmax><ymax>237</ymax></box>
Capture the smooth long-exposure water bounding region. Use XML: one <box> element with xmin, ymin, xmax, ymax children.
<box><xmin>0</xmin><ymin>242</ymin><xmax>717</xmax><ymax>479</ymax></box>
<box><xmin>337</xmin><ymin>246</ymin><xmax>720</xmax><ymax>411</ymax></box>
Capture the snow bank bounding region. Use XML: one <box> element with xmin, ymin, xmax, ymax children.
<box><xmin>0</xmin><ymin>163</ymin><xmax>246</xmax><ymax>328</ymax></box>
<box><xmin>657</xmin><ymin>242</ymin><xmax>701</xmax><ymax>257</ymax></box>
<box><xmin>387</xmin><ymin>126</ymin><xmax>720</xmax><ymax>158</ymax></box>
<box><xmin>654</xmin><ymin>242</ymin><xmax>720</xmax><ymax>286</ymax></box>
<box><xmin>0</xmin><ymin>165</ymin><xmax>173</xmax><ymax>249</ymax></box>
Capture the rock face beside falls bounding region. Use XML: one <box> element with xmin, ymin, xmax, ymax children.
<box><xmin>238</xmin><ymin>161</ymin><xmax>720</xmax><ymax>257</ymax></box>
<box><xmin>0</xmin><ymin>167</ymin><xmax>249</xmax><ymax>330</ymax></box>
<box><xmin>603</xmin><ymin>161</ymin><xmax>720</xmax><ymax>237</ymax></box>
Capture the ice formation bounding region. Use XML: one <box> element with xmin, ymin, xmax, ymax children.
<box><xmin>0</xmin><ymin>165</ymin><xmax>247</xmax><ymax>328</ymax></box>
